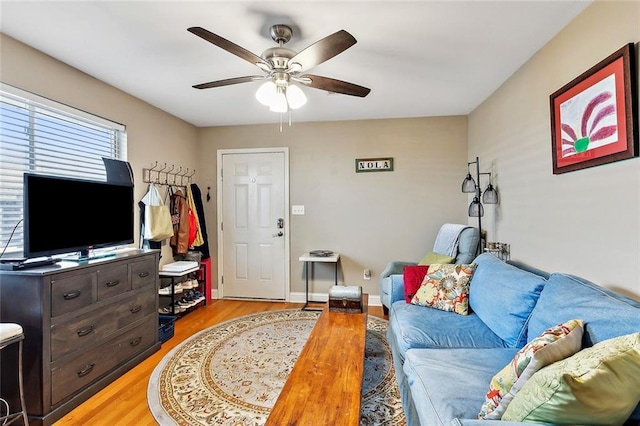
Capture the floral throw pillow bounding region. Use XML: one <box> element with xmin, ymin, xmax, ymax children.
<box><xmin>477</xmin><ymin>319</ymin><xmax>584</xmax><ymax>420</ymax></box>
<box><xmin>410</xmin><ymin>263</ymin><xmax>476</xmax><ymax>315</ymax></box>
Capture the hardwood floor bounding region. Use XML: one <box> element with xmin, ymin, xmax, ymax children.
<box><xmin>53</xmin><ymin>299</ymin><xmax>387</xmax><ymax>426</ymax></box>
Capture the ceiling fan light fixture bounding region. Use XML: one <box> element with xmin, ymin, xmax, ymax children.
<box><xmin>286</xmin><ymin>84</ymin><xmax>307</xmax><ymax>109</ymax></box>
<box><xmin>269</xmin><ymin>90</ymin><xmax>288</xmax><ymax>113</ymax></box>
<box><xmin>256</xmin><ymin>81</ymin><xmax>277</xmax><ymax>106</ymax></box>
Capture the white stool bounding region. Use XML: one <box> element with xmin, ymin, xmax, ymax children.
<box><xmin>0</xmin><ymin>323</ymin><xmax>29</xmax><ymax>426</ymax></box>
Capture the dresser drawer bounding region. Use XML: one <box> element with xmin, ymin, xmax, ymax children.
<box><xmin>130</xmin><ymin>258</ymin><xmax>156</xmax><ymax>289</ymax></box>
<box><xmin>51</xmin><ymin>273</ymin><xmax>97</xmax><ymax>317</ymax></box>
<box><xmin>51</xmin><ymin>286</ymin><xmax>157</xmax><ymax>361</ymax></box>
<box><xmin>97</xmin><ymin>263</ymin><xmax>130</xmax><ymax>301</ymax></box>
<box><xmin>51</xmin><ymin>314</ymin><xmax>156</xmax><ymax>406</ymax></box>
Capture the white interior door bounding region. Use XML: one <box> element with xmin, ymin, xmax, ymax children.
<box><xmin>219</xmin><ymin>150</ymin><xmax>288</xmax><ymax>300</ymax></box>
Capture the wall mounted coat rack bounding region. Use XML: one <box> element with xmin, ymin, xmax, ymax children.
<box><xmin>143</xmin><ymin>162</ymin><xmax>196</xmax><ymax>187</ymax></box>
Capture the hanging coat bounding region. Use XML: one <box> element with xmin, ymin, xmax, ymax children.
<box><xmin>169</xmin><ymin>188</ymin><xmax>190</xmax><ymax>256</ymax></box>
<box><xmin>190</xmin><ymin>183</ymin><xmax>210</xmax><ymax>259</ymax></box>
<box><xmin>186</xmin><ymin>184</ymin><xmax>204</xmax><ymax>247</ymax></box>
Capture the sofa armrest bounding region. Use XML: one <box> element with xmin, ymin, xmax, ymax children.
<box><xmin>389</xmin><ymin>273</ymin><xmax>407</xmax><ymax>304</ymax></box>
<box><xmin>380</xmin><ymin>261</ymin><xmax>417</xmax><ymax>278</ymax></box>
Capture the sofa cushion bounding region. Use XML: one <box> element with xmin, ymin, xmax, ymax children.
<box><xmin>469</xmin><ymin>253</ymin><xmax>547</xmax><ymax>348</ymax></box>
<box><xmin>411</xmin><ymin>263</ymin><xmax>476</xmax><ymax>315</ymax></box>
<box><xmin>403</xmin><ymin>265</ymin><xmax>430</xmax><ymax>303</ymax></box>
<box><xmin>528</xmin><ymin>273</ymin><xmax>640</xmax><ymax>348</ymax></box>
<box><xmin>388</xmin><ymin>301</ymin><xmax>508</xmax><ymax>364</ymax></box>
<box><xmin>403</xmin><ymin>347</ymin><xmax>518</xmax><ymax>426</ymax></box>
<box><xmin>478</xmin><ymin>319</ymin><xmax>584</xmax><ymax>420</ymax></box>
<box><xmin>418</xmin><ymin>251</ymin><xmax>455</xmax><ymax>265</ymax></box>
<box><xmin>502</xmin><ymin>332</ymin><xmax>640</xmax><ymax>425</ymax></box>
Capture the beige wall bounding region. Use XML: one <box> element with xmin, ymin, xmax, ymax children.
<box><xmin>1</xmin><ymin>33</ymin><xmax>470</xmax><ymax>299</ymax></box>
<box><xmin>198</xmin><ymin>117</ymin><xmax>469</xmax><ymax>296</ymax></box>
<box><xmin>468</xmin><ymin>0</ymin><xmax>640</xmax><ymax>298</ymax></box>
<box><xmin>0</xmin><ymin>34</ymin><xmax>199</xmax><ymax>262</ymax></box>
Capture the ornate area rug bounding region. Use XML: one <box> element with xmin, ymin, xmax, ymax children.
<box><xmin>147</xmin><ymin>309</ymin><xmax>405</xmax><ymax>425</ymax></box>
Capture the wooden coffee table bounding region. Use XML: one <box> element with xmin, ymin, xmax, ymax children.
<box><xmin>265</xmin><ymin>294</ymin><xmax>369</xmax><ymax>426</ymax></box>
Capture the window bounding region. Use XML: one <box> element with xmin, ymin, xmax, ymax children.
<box><xmin>0</xmin><ymin>83</ymin><xmax>127</xmax><ymax>257</ymax></box>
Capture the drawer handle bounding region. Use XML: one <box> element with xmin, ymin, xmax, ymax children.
<box><xmin>76</xmin><ymin>325</ymin><xmax>95</xmax><ymax>337</ymax></box>
<box><xmin>130</xmin><ymin>305</ymin><xmax>142</xmax><ymax>314</ymax></box>
<box><xmin>77</xmin><ymin>363</ymin><xmax>95</xmax><ymax>378</ymax></box>
<box><xmin>105</xmin><ymin>279</ymin><xmax>120</xmax><ymax>287</ymax></box>
<box><xmin>130</xmin><ymin>337</ymin><xmax>142</xmax><ymax>346</ymax></box>
<box><xmin>63</xmin><ymin>290</ymin><xmax>81</xmax><ymax>300</ymax></box>
<box><xmin>138</xmin><ymin>271</ymin><xmax>150</xmax><ymax>278</ymax></box>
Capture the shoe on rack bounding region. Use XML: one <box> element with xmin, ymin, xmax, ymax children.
<box><xmin>173</xmin><ymin>283</ymin><xmax>184</xmax><ymax>294</ymax></box>
<box><xmin>192</xmin><ymin>291</ymin><xmax>205</xmax><ymax>303</ymax></box>
<box><xmin>181</xmin><ymin>279</ymin><xmax>193</xmax><ymax>290</ymax></box>
<box><xmin>177</xmin><ymin>297</ymin><xmax>196</xmax><ymax>309</ymax></box>
<box><xmin>158</xmin><ymin>286</ymin><xmax>172</xmax><ymax>296</ymax></box>
<box><xmin>172</xmin><ymin>303</ymin><xmax>186</xmax><ymax>313</ymax></box>
<box><xmin>158</xmin><ymin>306</ymin><xmax>173</xmax><ymax>314</ymax></box>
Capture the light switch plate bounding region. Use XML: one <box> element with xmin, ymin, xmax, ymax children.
<box><xmin>292</xmin><ymin>205</ymin><xmax>305</xmax><ymax>215</ymax></box>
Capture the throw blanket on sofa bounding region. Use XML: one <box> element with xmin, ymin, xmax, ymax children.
<box><xmin>433</xmin><ymin>223</ymin><xmax>470</xmax><ymax>257</ymax></box>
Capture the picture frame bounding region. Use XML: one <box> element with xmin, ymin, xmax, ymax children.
<box><xmin>550</xmin><ymin>43</ymin><xmax>638</xmax><ymax>174</ymax></box>
<box><xmin>355</xmin><ymin>157</ymin><xmax>394</xmax><ymax>173</ymax></box>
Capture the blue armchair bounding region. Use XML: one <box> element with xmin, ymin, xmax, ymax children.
<box><xmin>379</xmin><ymin>224</ymin><xmax>480</xmax><ymax>314</ymax></box>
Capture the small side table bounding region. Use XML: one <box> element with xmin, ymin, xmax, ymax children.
<box><xmin>299</xmin><ymin>252</ymin><xmax>340</xmax><ymax>311</ymax></box>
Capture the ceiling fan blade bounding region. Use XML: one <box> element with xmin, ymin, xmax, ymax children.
<box><xmin>289</xmin><ymin>30</ymin><xmax>357</xmax><ymax>71</ymax></box>
<box><xmin>298</xmin><ymin>74</ymin><xmax>371</xmax><ymax>97</ymax></box>
<box><xmin>193</xmin><ymin>75</ymin><xmax>264</xmax><ymax>90</ymax></box>
<box><xmin>188</xmin><ymin>27</ymin><xmax>271</xmax><ymax>70</ymax></box>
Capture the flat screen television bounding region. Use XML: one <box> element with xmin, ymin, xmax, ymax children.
<box><xmin>23</xmin><ymin>173</ymin><xmax>134</xmax><ymax>260</ymax></box>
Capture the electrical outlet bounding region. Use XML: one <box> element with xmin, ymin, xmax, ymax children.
<box><xmin>363</xmin><ymin>269</ymin><xmax>371</xmax><ymax>280</ymax></box>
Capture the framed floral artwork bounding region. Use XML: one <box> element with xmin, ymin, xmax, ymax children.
<box><xmin>550</xmin><ymin>43</ymin><xmax>638</xmax><ymax>174</ymax></box>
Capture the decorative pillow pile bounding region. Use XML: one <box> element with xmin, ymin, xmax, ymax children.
<box><xmin>477</xmin><ymin>319</ymin><xmax>584</xmax><ymax>420</ymax></box>
<box><xmin>418</xmin><ymin>251</ymin><xmax>455</xmax><ymax>265</ymax></box>
<box><xmin>410</xmin><ymin>263</ymin><xmax>476</xmax><ymax>315</ymax></box>
<box><xmin>502</xmin><ymin>332</ymin><xmax>640</xmax><ymax>425</ymax></box>
<box><xmin>402</xmin><ymin>265</ymin><xmax>430</xmax><ymax>303</ymax></box>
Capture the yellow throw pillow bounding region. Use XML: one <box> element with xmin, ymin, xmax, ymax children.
<box><xmin>418</xmin><ymin>251</ymin><xmax>455</xmax><ymax>265</ymax></box>
<box><xmin>502</xmin><ymin>332</ymin><xmax>640</xmax><ymax>425</ymax></box>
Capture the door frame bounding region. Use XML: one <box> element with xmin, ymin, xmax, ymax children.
<box><xmin>216</xmin><ymin>147</ymin><xmax>290</xmax><ymax>301</ymax></box>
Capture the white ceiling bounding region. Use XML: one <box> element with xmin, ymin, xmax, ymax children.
<box><xmin>0</xmin><ymin>1</ymin><xmax>591</xmax><ymax>128</ymax></box>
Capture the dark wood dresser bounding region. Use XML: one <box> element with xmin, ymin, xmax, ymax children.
<box><xmin>0</xmin><ymin>249</ymin><xmax>161</xmax><ymax>426</ymax></box>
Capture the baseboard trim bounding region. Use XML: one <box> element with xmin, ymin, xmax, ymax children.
<box><xmin>289</xmin><ymin>291</ymin><xmax>381</xmax><ymax>306</ymax></box>
<box><xmin>210</xmin><ymin>289</ymin><xmax>381</xmax><ymax>307</ymax></box>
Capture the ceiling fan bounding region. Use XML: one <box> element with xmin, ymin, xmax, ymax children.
<box><xmin>187</xmin><ymin>25</ymin><xmax>371</xmax><ymax>112</ymax></box>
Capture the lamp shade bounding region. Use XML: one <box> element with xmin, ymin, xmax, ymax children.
<box><xmin>482</xmin><ymin>184</ymin><xmax>498</xmax><ymax>204</ymax></box>
<box><xmin>468</xmin><ymin>197</ymin><xmax>484</xmax><ymax>217</ymax></box>
<box><xmin>269</xmin><ymin>90</ymin><xmax>288</xmax><ymax>113</ymax></box>
<box><xmin>256</xmin><ymin>81</ymin><xmax>277</xmax><ymax>106</ymax></box>
<box><xmin>462</xmin><ymin>174</ymin><xmax>476</xmax><ymax>193</ymax></box>
<box><xmin>286</xmin><ymin>84</ymin><xmax>307</xmax><ymax>109</ymax></box>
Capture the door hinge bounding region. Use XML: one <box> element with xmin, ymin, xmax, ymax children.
<box><xmin>221</xmin><ymin>276</ymin><xmax>224</xmax><ymax>284</ymax></box>
<box><xmin>221</xmin><ymin>222</ymin><xmax>223</xmax><ymax>231</ymax></box>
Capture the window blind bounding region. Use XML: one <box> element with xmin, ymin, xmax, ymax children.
<box><xmin>0</xmin><ymin>83</ymin><xmax>127</xmax><ymax>257</ymax></box>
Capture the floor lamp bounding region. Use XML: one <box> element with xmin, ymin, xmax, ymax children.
<box><xmin>461</xmin><ymin>157</ymin><xmax>498</xmax><ymax>253</ymax></box>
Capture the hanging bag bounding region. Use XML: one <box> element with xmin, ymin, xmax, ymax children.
<box><xmin>144</xmin><ymin>183</ymin><xmax>174</xmax><ymax>241</ymax></box>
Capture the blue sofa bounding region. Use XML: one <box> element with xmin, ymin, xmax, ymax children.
<box><xmin>386</xmin><ymin>253</ymin><xmax>640</xmax><ymax>426</ymax></box>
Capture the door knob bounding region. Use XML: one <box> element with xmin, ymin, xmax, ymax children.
<box><xmin>272</xmin><ymin>231</ymin><xmax>284</xmax><ymax>237</ymax></box>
